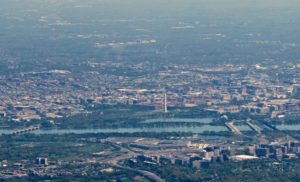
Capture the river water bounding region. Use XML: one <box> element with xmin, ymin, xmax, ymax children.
<box><xmin>0</xmin><ymin>118</ymin><xmax>229</xmax><ymax>135</ymax></box>
<box><xmin>2</xmin><ymin>118</ymin><xmax>297</xmax><ymax>135</ymax></box>
<box><xmin>0</xmin><ymin>125</ymin><xmax>228</xmax><ymax>135</ymax></box>
<box><xmin>276</xmin><ymin>124</ymin><xmax>300</xmax><ymax>131</ymax></box>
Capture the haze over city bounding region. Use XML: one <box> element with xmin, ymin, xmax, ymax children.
<box><xmin>0</xmin><ymin>0</ymin><xmax>300</xmax><ymax>181</ymax></box>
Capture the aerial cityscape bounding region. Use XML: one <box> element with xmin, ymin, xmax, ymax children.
<box><xmin>1</xmin><ymin>0</ymin><xmax>300</xmax><ymax>181</ymax></box>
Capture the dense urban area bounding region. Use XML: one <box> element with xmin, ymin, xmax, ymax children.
<box><xmin>1</xmin><ymin>61</ymin><xmax>300</xmax><ymax>181</ymax></box>
<box><xmin>0</xmin><ymin>62</ymin><xmax>299</xmax><ymax>123</ymax></box>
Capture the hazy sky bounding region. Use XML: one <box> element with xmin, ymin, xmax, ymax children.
<box><xmin>1</xmin><ymin>0</ymin><xmax>300</xmax><ymax>67</ymax></box>
<box><xmin>1</xmin><ymin>0</ymin><xmax>300</xmax><ymax>17</ymax></box>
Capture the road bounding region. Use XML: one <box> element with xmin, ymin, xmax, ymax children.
<box><xmin>111</xmin><ymin>162</ymin><xmax>165</xmax><ymax>182</ymax></box>
<box><xmin>246</xmin><ymin>121</ymin><xmax>261</xmax><ymax>134</ymax></box>
<box><xmin>225</xmin><ymin>122</ymin><xmax>242</xmax><ymax>135</ymax></box>
<box><xmin>105</xmin><ymin>143</ymin><xmax>165</xmax><ymax>182</ymax></box>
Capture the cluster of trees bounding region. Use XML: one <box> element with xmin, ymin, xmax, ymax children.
<box><xmin>0</xmin><ymin>134</ymin><xmax>116</xmax><ymax>162</ymax></box>
<box><xmin>20</xmin><ymin>165</ymin><xmax>143</xmax><ymax>182</ymax></box>
<box><xmin>125</xmin><ymin>157</ymin><xmax>300</xmax><ymax>182</ymax></box>
<box><xmin>51</xmin><ymin>104</ymin><xmax>219</xmax><ymax>130</ymax></box>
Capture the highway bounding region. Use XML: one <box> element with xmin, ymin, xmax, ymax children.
<box><xmin>111</xmin><ymin>162</ymin><xmax>165</xmax><ymax>182</ymax></box>
<box><xmin>225</xmin><ymin>122</ymin><xmax>242</xmax><ymax>135</ymax></box>
<box><xmin>105</xmin><ymin>143</ymin><xmax>165</xmax><ymax>182</ymax></box>
<box><xmin>246</xmin><ymin>121</ymin><xmax>261</xmax><ymax>134</ymax></box>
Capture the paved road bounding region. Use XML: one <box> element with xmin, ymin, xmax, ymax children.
<box><xmin>246</xmin><ymin>121</ymin><xmax>261</xmax><ymax>134</ymax></box>
<box><xmin>105</xmin><ymin>143</ymin><xmax>165</xmax><ymax>182</ymax></box>
<box><xmin>111</xmin><ymin>162</ymin><xmax>165</xmax><ymax>182</ymax></box>
<box><xmin>225</xmin><ymin>122</ymin><xmax>242</xmax><ymax>135</ymax></box>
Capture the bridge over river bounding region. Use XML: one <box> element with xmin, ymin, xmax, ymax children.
<box><xmin>0</xmin><ymin>125</ymin><xmax>40</xmax><ymax>135</ymax></box>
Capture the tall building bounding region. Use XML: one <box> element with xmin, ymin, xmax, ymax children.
<box><xmin>256</xmin><ymin>148</ymin><xmax>270</xmax><ymax>158</ymax></box>
<box><xmin>36</xmin><ymin>157</ymin><xmax>48</xmax><ymax>166</ymax></box>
